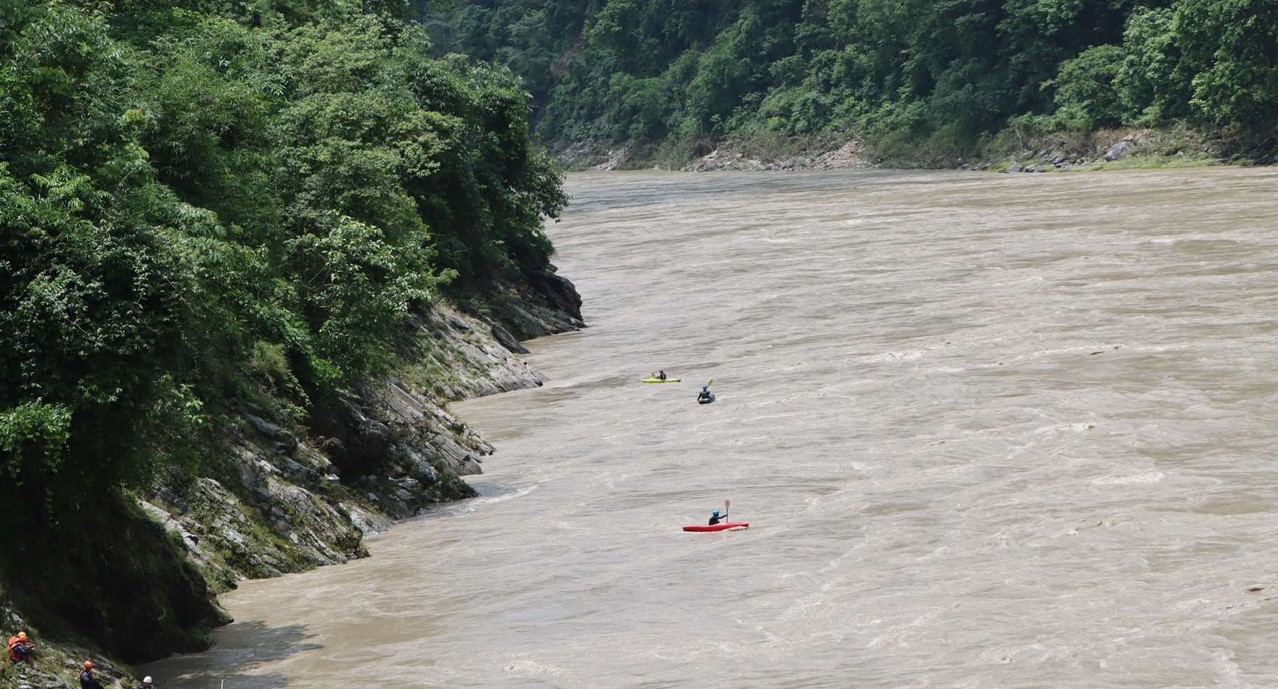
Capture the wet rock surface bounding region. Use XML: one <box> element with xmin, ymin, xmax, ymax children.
<box><xmin>145</xmin><ymin>297</ymin><xmax>578</xmax><ymax>594</ymax></box>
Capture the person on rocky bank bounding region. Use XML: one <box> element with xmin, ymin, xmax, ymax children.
<box><xmin>7</xmin><ymin>630</ymin><xmax>33</xmax><ymax>665</ymax></box>
<box><xmin>79</xmin><ymin>660</ymin><xmax>103</xmax><ymax>689</ymax></box>
<box><xmin>139</xmin><ymin>675</ymin><xmax>155</xmax><ymax>689</ymax></box>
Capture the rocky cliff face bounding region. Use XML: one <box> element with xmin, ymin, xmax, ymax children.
<box><xmin>146</xmin><ymin>300</ymin><xmax>575</xmax><ymax>590</ymax></box>
<box><xmin>0</xmin><ymin>284</ymin><xmax>582</xmax><ymax>686</ymax></box>
<box><xmin>476</xmin><ymin>264</ymin><xmax>587</xmax><ymax>341</ymax></box>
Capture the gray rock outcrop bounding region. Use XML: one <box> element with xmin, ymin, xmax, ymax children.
<box><xmin>140</xmin><ymin>297</ymin><xmax>580</xmax><ymax>596</ymax></box>
<box><xmin>1104</xmin><ymin>140</ymin><xmax>1132</xmax><ymax>161</ymax></box>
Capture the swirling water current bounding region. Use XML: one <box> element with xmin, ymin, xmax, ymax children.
<box><xmin>146</xmin><ymin>168</ymin><xmax>1278</xmax><ymax>688</ymax></box>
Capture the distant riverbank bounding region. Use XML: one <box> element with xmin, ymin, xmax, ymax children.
<box><xmin>555</xmin><ymin>125</ymin><xmax>1269</xmax><ymax>174</ymax></box>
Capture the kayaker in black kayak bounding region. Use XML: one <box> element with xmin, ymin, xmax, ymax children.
<box><xmin>697</xmin><ymin>385</ymin><xmax>714</xmax><ymax>404</ymax></box>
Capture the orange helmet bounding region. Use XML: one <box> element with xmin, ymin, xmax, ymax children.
<box><xmin>83</xmin><ymin>660</ymin><xmax>93</xmax><ymax>669</ymax></box>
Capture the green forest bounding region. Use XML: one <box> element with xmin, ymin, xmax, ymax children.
<box><xmin>423</xmin><ymin>0</ymin><xmax>1278</xmax><ymax>162</ymax></box>
<box><xmin>0</xmin><ymin>0</ymin><xmax>564</xmax><ymax>659</ymax></box>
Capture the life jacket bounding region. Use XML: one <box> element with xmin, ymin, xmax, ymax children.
<box><xmin>8</xmin><ymin>637</ymin><xmax>22</xmax><ymax>662</ymax></box>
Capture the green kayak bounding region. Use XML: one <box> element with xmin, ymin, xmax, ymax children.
<box><xmin>641</xmin><ymin>377</ymin><xmax>681</xmax><ymax>383</ymax></box>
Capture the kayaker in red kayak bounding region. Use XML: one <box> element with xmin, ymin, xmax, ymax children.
<box><xmin>684</xmin><ymin>501</ymin><xmax>746</xmax><ymax>532</ymax></box>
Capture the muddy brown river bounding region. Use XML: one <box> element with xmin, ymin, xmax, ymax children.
<box><xmin>145</xmin><ymin>168</ymin><xmax>1278</xmax><ymax>688</ymax></box>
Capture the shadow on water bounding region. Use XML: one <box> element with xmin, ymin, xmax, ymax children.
<box><xmin>139</xmin><ymin>620</ymin><xmax>321</xmax><ymax>689</ymax></box>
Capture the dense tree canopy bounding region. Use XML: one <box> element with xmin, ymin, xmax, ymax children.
<box><xmin>422</xmin><ymin>0</ymin><xmax>1278</xmax><ymax>156</ymax></box>
<box><xmin>0</xmin><ymin>0</ymin><xmax>565</xmax><ymax>522</ymax></box>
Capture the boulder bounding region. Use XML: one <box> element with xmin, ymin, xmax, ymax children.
<box><xmin>491</xmin><ymin>323</ymin><xmax>529</xmax><ymax>354</ymax></box>
<box><xmin>446</xmin><ymin>313</ymin><xmax>471</xmax><ymax>332</ymax></box>
<box><xmin>245</xmin><ymin>413</ymin><xmax>299</xmax><ymax>454</ymax></box>
<box><xmin>1103</xmin><ymin>140</ymin><xmax>1131</xmax><ymax>161</ymax></box>
<box><xmin>409</xmin><ymin>457</ymin><xmax>440</xmax><ymax>484</ymax></box>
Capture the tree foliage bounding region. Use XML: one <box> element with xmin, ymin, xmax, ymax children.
<box><xmin>422</xmin><ymin>0</ymin><xmax>1278</xmax><ymax>152</ymax></box>
<box><xmin>0</xmin><ymin>0</ymin><xmax>565</xmax><ymax>522</ymax></box>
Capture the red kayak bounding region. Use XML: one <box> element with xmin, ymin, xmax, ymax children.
<box><xmin>683</xmin><ymin>522</ymin><xmax>749</xmax><ymax>532</ymax></box>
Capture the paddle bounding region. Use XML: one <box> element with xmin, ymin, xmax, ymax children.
<box><xmin>724</xmin><ymin>499</ymin><xmax>730</xmax><ymax>520</ymax></box>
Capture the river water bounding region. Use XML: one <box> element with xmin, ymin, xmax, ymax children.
<box><xmin>145</xmin><ymin>168</ymin><xmax>1278</xmax><ymax>688</ymax></box>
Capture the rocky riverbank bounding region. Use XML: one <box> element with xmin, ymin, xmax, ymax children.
<box><xmin>554</xmin><ymin>137</ymin><xmax>869</xmax><ymax>172</ymax></box>
<box><xmin>142</xmin><ymin>301</ymin><xmax>556</xmax><ymax>592</ymax></box>
<box><xmin>554</xmin><ymin>126</ymin><xmax>1254</xmax><ymax>173</ymax></box>
<box><xmin>975</xmin><ymin>127</ymin><xmax>1229</xmax><ymax>173</ymax></box>
<box><xmin>0</xmin><ymin>274</ymin><xmax>583</xmax><ymax>688</ymax></box>
<box><xmin>682</xmin><ymin>141</ymin><xmax>867</xmax><ymax>172</ymax></box>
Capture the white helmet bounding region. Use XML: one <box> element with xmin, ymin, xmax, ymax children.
<box><xmin>143</xmin><ymin>678</ymin><xmax>153</xmax><ymax>684</ymax></box>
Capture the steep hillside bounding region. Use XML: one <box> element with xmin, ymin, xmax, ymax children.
<box><xmin>0</xmin><ymin>0</ymin><xmax>582</xmax><ymax>680</ymax></box>
<box><xmin>423</xmin><ymin>0</ymin><xmax>1278</xmax><ymax>166</ymax></box>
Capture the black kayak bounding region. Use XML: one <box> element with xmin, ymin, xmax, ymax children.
<box><xmin>698</xmin><ymin>393</ymin><xmax>716</xmax><ymax>405</ymax></box>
